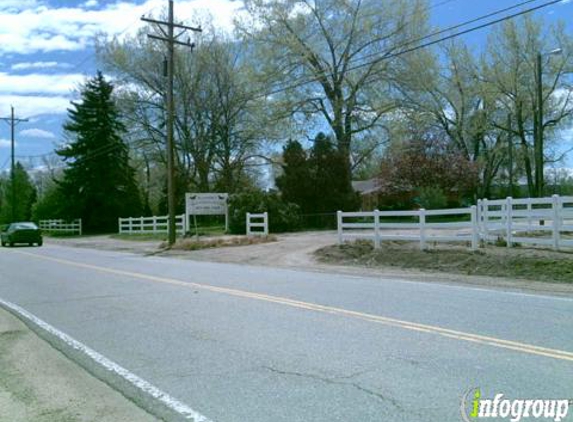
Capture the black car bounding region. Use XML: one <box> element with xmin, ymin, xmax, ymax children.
<box><xmin>1</xmin><ymin>222</ymin><xmax>43</xmax><ymax>247</ymax></box>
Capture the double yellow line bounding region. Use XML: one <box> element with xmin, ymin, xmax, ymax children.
<box><xmin>12</xmin><ymin>249</ymin><xmax>573</xmax><ymax>363</ymax></box>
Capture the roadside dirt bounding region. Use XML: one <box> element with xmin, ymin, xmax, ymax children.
<box><xmin>0</xmin><ymin>307</ymin><xmax>158</xmax><ymax>422</ymax></box>
<box><xmin>46</xmin><ymin>231</ymin><xmax>573</xmax><ymax>297</ymax></box>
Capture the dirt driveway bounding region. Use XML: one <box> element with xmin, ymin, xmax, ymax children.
<box><xmin>46</xmin><ymin>231</ymin><xmax>573</xmax><ymax>297</ymax></box>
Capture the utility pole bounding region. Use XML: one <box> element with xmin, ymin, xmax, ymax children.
<box><xmin>0</xmin><ymin>106</ymin><xmax>28</xmax><ymax>222</ymax></box>
<box><xmin>142</xmin><ymin>1</ymin><xmax>201</xmax><ymax>246</ymax></box>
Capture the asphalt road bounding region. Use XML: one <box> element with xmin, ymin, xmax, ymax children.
<box><xmin>0</xmin><ymin>244</ymin><xmax>571</xmax><ymax>422</ymax></box>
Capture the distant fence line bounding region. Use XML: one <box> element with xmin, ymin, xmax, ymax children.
<box><xmin>118</xmin><ymin>215</ymin><xmax>185</xmax><ymax>235</ymax></box>
<box><xmin>39</xmin><ymin>219</ymin><xmax>82</xmax><ymax>236</ymax></box>
<box><xmin>338</xmin><ymin>195</ymin><xmax>573</xmax><ymax>251</ymax></box>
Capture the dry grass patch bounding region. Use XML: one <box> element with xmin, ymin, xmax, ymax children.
<box><xmin>315</xmin><ymin>240</ymin><xmax>573</xmax><ymax>283</ymax></box>
<box><xmin>164</xmin><ymin>235</ymin><xmax>277</xmax><ymax>251</ymax></box>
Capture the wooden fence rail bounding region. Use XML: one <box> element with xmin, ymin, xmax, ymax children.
<box><xmin>39</xmin><ymin>219</ymin><xmax>82</xmax><ymax>235</ymax></box>
<box><xmin>118</xmin><ymin>215</ymin><xmax>185</xmax><ymax>234</ymax></box>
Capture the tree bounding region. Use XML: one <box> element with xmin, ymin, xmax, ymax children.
<box><xmin>399</xmin><ymin>41</ymin><xmax>506</xmax><ymax>198</ymax></box>
<box><xmin>237</xmin><ymin>0</ymin><xmax>433</xmax><ymax>180</ymax></box>
<box><xmin>0</xmin><ymin>163</ymin><xmax>37</xmax><ymax>223</ymax></box>
<box><xmin>97</xmin><ymin>21</ymin><xmax>272</xmax><ymax>202</ymax></box>
<box><xmin>378</xmin><ymin>131</ymin><xmax>479</xmax><ymax>207</ymax></box>
<box><xmin>56</xmin><ymin>72</ymin><xmax>142</xmax><ymax>233</ymax></box>
<box><xmin>307</xmin><ymin>133</ymin><xmax>359</xmax><ymax>213</ymax></box>
<box><xmin>276</xmin><ymin>133</ymin><xmax>360</xmax><ymax>215</ymax></box>
<box><xmin>275</xmin><ymin>140</ymin><xmax>312</xmax><ymax>212</ymax></box>
<box><xmin>482</xmin><ymin>17</ymin><xmax>573</xmax><ymax>197</ymax></box>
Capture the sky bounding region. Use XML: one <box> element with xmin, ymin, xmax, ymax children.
<box><xmin>0</xmin><ymin>0</ymin><xmax>572</xmax><ymax>172</ymax></box>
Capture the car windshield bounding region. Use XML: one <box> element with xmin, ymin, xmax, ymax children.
<box><xmin>13</xmin><ymin>223</ymin><xmax>38</xmax><ymax>230</ymax></box>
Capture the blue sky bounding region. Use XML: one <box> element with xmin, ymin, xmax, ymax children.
<box><xmin>0</xmin><ymin>0</ymin><xmax>572</xmax><ymax>172</ymax></box>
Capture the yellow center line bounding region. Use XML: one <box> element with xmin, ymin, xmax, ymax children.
<box><xmin>9</xmin><ymin>249</ymin><xmax>573</xmax><ymax>363</ymax></box>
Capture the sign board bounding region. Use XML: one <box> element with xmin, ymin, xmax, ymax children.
<box><xmin>186</xmin><ymin>193</ymin><xmax>228</xmax><ymax>216</ymax></box>
<box><xmin>185</xmin><ymin>193</ymin><xmax>229</xmax><ymax>233</ymax></box>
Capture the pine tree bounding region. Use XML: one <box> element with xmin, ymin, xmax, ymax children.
<box><xmin>0</xmin><ymin>162</ymin><xmax>37</xmax><ymax>223</ymax></box>
<box><xmin>57</xmin><ymin>72</ymin><xmax>141</xmax><ymax>233</ymax></box>
<box><xmin>275</xmin><ymin>140</ymin><xmax>312</xmax><ymax>213</ymax></box>
<box><xmin>308</xmin><ymin>133</ymin><xmax>359</xmax><ymax>213</ymax></box>
<box><xmin>276</xmin><ymin>134</ymin><xmax>359</xmax><ymax>217</ymax></box>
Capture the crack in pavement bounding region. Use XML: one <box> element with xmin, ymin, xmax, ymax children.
<box><xmin>262</xmin><ymin>366</ymin><xmax>403</xmax><ymax>411</ymax></box>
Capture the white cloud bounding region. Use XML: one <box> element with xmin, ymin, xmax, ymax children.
<box><xmin>19</xmin><ymin>128</ymin><xmax>56</xmax><ymax>139</ymax></box>
<box><xmin>0</xmin><ymin>139</ymin><xmax>11</xmax><ymax>148</ymax></box>
<box><xmin>0</xmin><ymin>0</ymin><xmax>243</xmax><ymax>56</ymax></box>
<box><xmin>11</xmin><ymin>61</ymin><xmax>72</xmax><ymax>71</ymax></box>
<box><xmin>0</xmin><ymin>72</ymin><xmax>84</xmax><ymax>95</ymax></box>
<box><xmin>0</xmin><ymin>95</ymin><xmax>71</xmax><ymax>117</ymax></box>
<box><xmin>82</xmin><ymin>0</ymin><xmax>99</xmax><ymax>8</ymax></box>
<box><xmin>0</xmin><ymin>0</ymin><xmax>41</xmax><ymax>12</ymax></box>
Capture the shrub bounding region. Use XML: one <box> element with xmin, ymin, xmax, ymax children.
<box><xmin>228</xmin><ymin>191</ymin><xmax>302</xmax><ymax>234</ymax></box>
<box><xmin>416</xmin><ymin>186</ymin><xmax>448</xmax><ymax>210</ymax></box>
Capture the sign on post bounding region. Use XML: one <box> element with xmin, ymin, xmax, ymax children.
<box><xmin>185</xmin><ymin>193</ymin><xmax>229</xmax><ymax>233</ymax></box>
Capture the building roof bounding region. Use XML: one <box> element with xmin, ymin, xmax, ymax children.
<box><xmin>352</xmin><ymin>179</ymin><xmax>380</xmax><ymax>195</ymax></box>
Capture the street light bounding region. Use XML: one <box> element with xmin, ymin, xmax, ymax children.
<box><xmin>535</xmin><ymin>47</ymin><xmax>562</xmax><ymax>197</ymax></box>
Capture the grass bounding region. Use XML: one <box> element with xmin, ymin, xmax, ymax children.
<box><xmin>315</xmin><ymin>240</ymin><xmax>573</xmax><ymax>283</ymax></box>
<box><xmin>43</xmin><ymin>232</ymin><xmax>84</xmax><ymax>238</ymax></box>
<box><xmin>110</xmin><ymin>233</ymin><xmax>168</xmax><ymax>242</ymax></box>
<box><xmin>166</xmin><ymin>235</ymin><xmax>277</xmax><ymax>251</ymax></box>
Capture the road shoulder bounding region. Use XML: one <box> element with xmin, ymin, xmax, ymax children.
<box><xmin>0</xmin><ymin>305</ymin><xmax>159</xmax><ymax>422</ymax></box>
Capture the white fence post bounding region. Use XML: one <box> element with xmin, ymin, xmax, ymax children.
<box><xmin>471</xmin><ymin>205</ymin><xmax>479</xmax><ymax>250</ymax></box>
<box><xmin>264</xmin><ymin>212</ymin><xmax>269</xmax><ymax>236</ymax></box>
<box><xmin>477</xmin><ymin>199</ymin><xmax>482</xmax><ymax>234</ymax></box>
<box><xmin>246</xmin><ymin>213</ymin><xmax>251</xmax><ymax>236</ymax></box>
<box><xmin>373</xmin><ymin>209</ymin><xmax>381</xmax><ymax>249</ymax></box>
<box><xmin>483</xmin><ymin>199</ymin><xmax>489</xmax><ymax>243</ymax></box>
<box><xmin>527</xmin><ymin>201</ymin><xmax>533</xmax><ymax>232</ymax></box>
<box><xmin>419</xmin><ymin>208</ymin><xmax>426</xmax><ymax>251</ymax></box>
<box><xmin>337</xmin><ymin>211</ymin><xmax>343</xmax><ymax>245</ymax></box>
<box><xmin>553</xmin><ymin>194</ymin><xmax>561</xmax><ymax>250</ymax></box>
<box><xmin>506</xmin><ymin>197</ymin><xmax>513</xmax><ymax>248</ymax></box>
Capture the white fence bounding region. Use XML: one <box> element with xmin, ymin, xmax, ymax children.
<box><xmin>338</xmin><ymin>208</ymin><xmax>479</xmax><ymax>250</ymax></box>
<box><xmin>39</xmin><ymin>219</ymin><xmax>82</xmax><ymax>235</ymax></box>
<box><xmin>337</xmin><ymin>195</ymin><xmax>573</xmax><ymax>251</ymax></box>
<box><xmin>246</xmin><ymin>212</ymin><xmax>269</xmax><ymax>236</ymax></box>
<box><xmin>477</xmin><ymin>195</ymin><xmax>573</xmax><ymax>249</ymax></box>
<box><xmin>118</xmin><ymin>215</ymin><xmax>186</xmax><ymax>234</ymax></box>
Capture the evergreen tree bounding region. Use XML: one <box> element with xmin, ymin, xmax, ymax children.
<box><xmin>276</xmin><ymin>133</ymin><xmax>359</xmax><ymax>218</ymax></box>
<box><xmin>275</xmin><ymin>140</ymin><xmax>312</xmax><ymax>213</ymax></box>
<box><xmin>0</xmin><ymin>162</ymin><xmax>37</xmax><ymax>223</ymax></box>
<box><xmin>308</xmin><ymin>133</ymin><xmax>359</xmax><ymax>213</ymax></box>
<box><xmin>57</xmin><ymin>72</ymin><xmax>141</xmax><ymax>233</ymax></box>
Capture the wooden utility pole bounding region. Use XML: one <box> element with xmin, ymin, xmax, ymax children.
<box><xmin>0</xmin><ymin>106</ymin><xmax>28</xmax><ymax>222</ymax></box>
<box><xmin>142</xmin><ymin>1</ymin><xmax>201</xmax><ymax>246</ymax></box>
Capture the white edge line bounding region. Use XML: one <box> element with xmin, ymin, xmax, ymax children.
<box><xmin>0</xmin><ymin>297</ymin><xmax>212</xmax><ymax>422</ymax></box>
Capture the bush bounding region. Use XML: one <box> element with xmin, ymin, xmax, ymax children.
<box><xmin>228</xmin><ymin>191</ymin><xmax>302</xmax><ymax>234</ymax></box>
<box><xmin>415</xmin><ymin>186</ymin><xmax>448</xmax><ymax>210</ymax></box>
